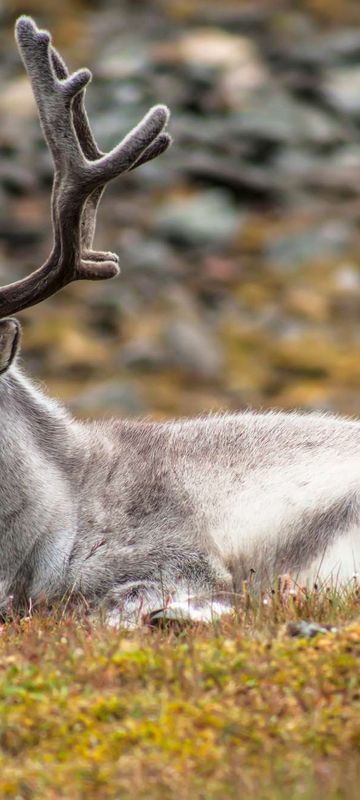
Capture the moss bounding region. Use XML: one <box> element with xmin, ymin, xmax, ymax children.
<box><xmin>0</xmin><ymin>588</ymin><xmax>359</xmax><ymax>799</ymax></box>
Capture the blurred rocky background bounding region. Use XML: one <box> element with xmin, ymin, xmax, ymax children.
<box><xmin>2</xmin><ymin>0</ymin><xmax>360</xmax><ymax>418</ymax></box>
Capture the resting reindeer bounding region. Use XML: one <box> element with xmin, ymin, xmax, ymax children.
<box><xmin>0</xmin><ymin>15</ymin><xmax>359</xmax><ymax>626</ymax></box>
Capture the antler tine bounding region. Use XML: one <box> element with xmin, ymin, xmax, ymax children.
<box><xmin>0</xmin><ymin>16</ymin><xmax>172</xmax><ymax>319</ymax></box>
<box><xmin>50</xmin><ymin>44</ymin><xmax>171</xmax><ymax>172</ymax></box>
<box><xmin>50</xmin><ymin>43</ymin><xmax>171</xmax><ymax>253</ymax></box>
<box><xmin>49</xmin><ymin>44</ymin><xmax>105</xmax><ymax>259</ymax></box>
<box><xmin>16</xmin><ymin>17</ymin><xmax>90</xmax><ymax>173</ymax></box>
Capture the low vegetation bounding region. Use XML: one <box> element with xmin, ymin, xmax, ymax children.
<box><xmin>1</xmin><ymin>583</ymin><xmax>360</xmax><ymax>799</ymax></box>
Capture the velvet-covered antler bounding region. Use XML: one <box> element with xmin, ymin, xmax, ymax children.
<box><xmin>0</xmin><ymin>15</ymin><xmax>172</xmax><ymax>318</ymax></box>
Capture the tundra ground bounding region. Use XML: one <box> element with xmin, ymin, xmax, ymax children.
<box><xmin>0</xmin><ymin>583</ymin><xmax>360</xmax><ymax>799</ymax></box>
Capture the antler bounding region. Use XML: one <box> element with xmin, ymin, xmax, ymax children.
<box><xmin>0</xmin><ymin>16</ymin><xmax>172</xmax><ymax>318</ymax></box>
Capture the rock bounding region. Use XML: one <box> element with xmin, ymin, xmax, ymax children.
<box><xmin>330</xmin><ymin>265</ymin><xmax>360</xmax><ymax>320</ymax></box>
<box><xmin>264</xmin><ymin>220</ymin><xmax>354</xmax><ymax>270</ymax></box>
<box><xmin>331</xmin><ymin>145</ymin><xmax>360</xmax><ymax>172</ymax></box>
<box><xmin>0</xmin><ymin>76</ymin><xmax>35</xmax><ymax>118</ymax></box>
<box><xmin>233</xmin><ymin>89</ymin><xmax>343</xmax><ymax>146</ymax></box>
<box><xmin>0</xmin><ymin>218</ymin><xmax>43</xmax><ymax>247</ymax></box>
<box><xmin>185</xmin><ymin>152</ymin><xmax>283</xmax><ymax>201</ymax></box>
<box><xmin>154</xmin><ymin>189</ymin><xmax>240</xmax><ymax>247</ymax></box>
<box><xmin>174</xmin><ymin>113</ymin><xmax>237</xmax><ymax>149</ymax></box>
<box><xmin>91</xmin><ymin>106</ymin><xmax>150</xmax><ymax>152</ymax></box>
<box><xmin>163</xmin><ymin>318</ymin><xmax>223</xmax><ymax>381</ymax></box>
<box><xmin>3</xmin><ymin>0</ymin><xmax>360</xmax><ymax>426</ymax></box>
<box><xmin>96</xmin><ymin>40</ymin><xmax>149</xmax><ymax>80</ymax></box>
<box><xmin>333</xmin><ymin>264</ymin><xmax>360</xmax><ymax>292</ymax></box>
<box><xmin>274</xmin><ymin>148</ymin><xmax>321</xmax><ymax>182</ymax></box>
<box><xmin>219</xmin><ymin>61</ymin><xmax>267</xmax><ymax>109</ymax></box>
<box><xmin>275</xmin><ymin>146</ymin><xmax>360</xmax><ymax>196</ymax></box>
<box><xmin>165</xmin><ymin>28</ymin><xmax>264</xmax><ymax>71</ymax></box>
<box><xmin>70</xmin><ymin>381</ymin><xmax>145</xmax><ymax>416</ymax></box>
<box><xmin>0</xmin><ymin>247</ymin><xmax>11</xmax><ymax>282</ymax></box>
<box><xmin>0</xmin><ymin>159</ymin><xmax>36</xmax><ymax>195</ymax></box>
<box><xmin>323</xmin><ymin>29</ymin><xmax>360</xmax><ymax>60</ymax></box>
<box><xmin>121</xmin><ymin>237</ymin><xmax>180</xmax><ymax>277</ymax></box>
<box><xmin>323</xmin><ymin>66</ymin><xmax>360</xmax><ymax>116</ymax></box>
<box><xmin>121</xmin><ymin>338</ymin><xmax>166</xmax><ymax>372</ymax></box>
<box><xmin>267</xmin><ymin>25</ymin><xmax>360</xmax><ymax>70</ymax></box>
<box><xmin>155</xmin><ymin>29</ymin><xmax>268</xmax><ymax>110</ymax></box>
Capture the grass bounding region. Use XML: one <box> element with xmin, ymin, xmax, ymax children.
<box><xmin>1</xmin><ymin>583</ymin><xmax>360</xmax><ymax>799</ymax></box>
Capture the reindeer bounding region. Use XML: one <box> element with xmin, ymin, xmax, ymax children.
<box><xmin>0</xmin><ymin>15</ymin><xmax>359</xmax><ymax>626</ymax></box>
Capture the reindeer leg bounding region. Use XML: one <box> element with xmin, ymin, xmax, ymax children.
<box><xmin>103</xmin><ymin>573</ymin><xmax>235</xmax><ymax>629</ymax></box>
<box><xmin>147</xmin><ymin>589</ymin><xmax>235</xmax><ymax>627</ymax></box>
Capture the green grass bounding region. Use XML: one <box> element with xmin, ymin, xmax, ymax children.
<box><xmin>1</xmin><ymin>584</ymin><xmax>360</xmax><ymax>799</ymax></box>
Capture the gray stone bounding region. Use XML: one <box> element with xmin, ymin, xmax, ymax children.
<box><xmin>70</xmin><ymin>381</ymin><xmax>145</xmax><ymax>416</ymax></box>
<box><xmin>265</xmin><ymin>221</ymin><xmax>354</xmax><ymax>270</ymax></box>
<box><xmin>274</xmin><ymin>148</ymin><xmax>322</xmax><ymax>181</ymax></box>
<box><xmin>163</xmin><ymin>318</ymin><xmax>223</xmax><ymax>380</ymax></box>
<box><xmin>323</xmin><ymin>66</ymin><xmax>360</xmax><ymax>116</ymax></box>
<box><xmin>270</xmin><ymin>28</ymin><xmax>360</xmax><ymax>69</ymax></box>
<box><xmin>91</xmin><ymin>106</ymin><xmax>148</xmax><ymax>151</ymax></box>
<box><xmin>233</xmin><ymin>89</ymin><xmax>343</xmax><ymax>146</ymax></box>
<box><xmin>121</xmin><ymin>237</ymin><xmax>179</xmax><ymax>276</ymax></box>
<box><xmin>121</xmin><ymin>339</ymin><xmax>166</xmax><ymax>372</ymax></box>
<box><xmin>275</xmin><ymin>145</ymin><xmax>360</xmax><ymax>195</ymax></box>
<box><xmin>96</xmin><ymin>41</ymin><xmax>149</xmax><ymax>80</ymax></box>
<box><xmin>0</xmin><ymin>159</ymin><xmax>36</xmax><ymax>194</ymax></box>
<box><xmin>154</xmin><ymin>189</ymin><xmax>240</xmax><ymax>247</ymax></box>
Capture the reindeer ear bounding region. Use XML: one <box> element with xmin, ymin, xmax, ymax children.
<box><xmin>0</xmin><ymin>319</ymin><xmax>21</xmax><ymax>374</ymax></box>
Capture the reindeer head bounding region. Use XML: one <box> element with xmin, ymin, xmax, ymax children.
<box><xmin>0</xmin><ymin>15</ymin><xmax>172</xmax><ymax>375</ymax></box>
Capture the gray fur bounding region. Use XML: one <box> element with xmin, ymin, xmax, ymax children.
<box><xmin>2</xmin><ymin>333</ymin><xmax>360</xmax><ymax>623</ymax></box>
<box><xmin>0</xmin><ymin>17</ymin><xmax>360</xmax><ymax>625</ymax></box>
